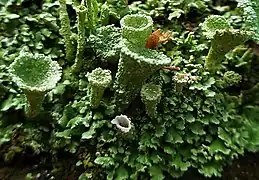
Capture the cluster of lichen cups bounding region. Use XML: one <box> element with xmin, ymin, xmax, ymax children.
<box><xmin>8</xmin><ymin>13</ymin><xmax>171</xmax><ymax>131</ymax></box>
<box><xmin>201</xmin><ymin>15</ymin><xmax>252</xmax><ymax>73</ymax></box>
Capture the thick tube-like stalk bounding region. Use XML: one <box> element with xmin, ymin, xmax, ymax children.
<box><xmin>58</xmin><ymin>0</ymin><xmax>75</xmax><ymax>61</ymax></box>
<box><xmin>24</xmin><ymin>91</ymin><xmax>46</xmax><ymax>118</ymax></box>
<box><xmin>204</xmin><ymin>29</ymin><xmax>250</xmax><ymax>73</ymax></box>
<box><xmin>72</xmin><ymin>4</ymin><xmax>87</xmax><ymax>74</ymax></box>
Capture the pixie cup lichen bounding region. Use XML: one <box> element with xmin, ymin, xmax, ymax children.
<box><xmin>114</xmin><ymin>40</ymin><xmax>171</xmax><ymax>112</ymax></box>
<box><xmin>86</xmin><ymin>68</ymin><xmax>112</xmax><ymax>108</ymax></box>
<box><xmin>141</xmin><ymin>83</ymin><xmax>162</xmax><ymax>119</ymax></box>
<box><xmin>201</xmin><ymin>15</ymin><xmax>251</xmax><ymax>73</ymax></box>
<box><xmin>120</xmin><ymin>14</ymin><xmax>153</xmax><ymax>47</ymax></box>
<box><xmin>9</xmin><ymin>52</ymin><xmax>62</xmax><ymax>118</ymax></box>
<box><xmin>111</xmin><ymin>115</ymin><xmax>132</xmax><ymax>133</ymax></box>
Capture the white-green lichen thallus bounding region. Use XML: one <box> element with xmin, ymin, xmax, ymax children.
<box><xmin>9</xmin><ymin>52</ymin><xmax>62</xmax><ymax>118</ymax></box>
<box><xmin>141</xmin><ymin>83</ymin><xmax>162</xmax><ymax>118</ymax></box>
<box><xmin>120</xmin><ymin>14</ymin><xmax>153</xmax><ymax>47</ymax></box>
<box><xmin>111</xmin><ymin>115</ymin><xmax>132</xmax><ymax>133</ymax></box>
<box><xmin>114</xmin><ymin>40</ymin><xmax>171</xmax><ymax>112</ymax></box>
<box><xmin>201</xmin><ymin>15</ymin><xmax>252</xmax><ymax>73</ymax></box>
<box><xmin>86</xmin><ymin>68</ymin><xmax>112</xmax><ymax>108</ymax></box>
<box><xmin>71</xmin><ymin>3</ymin><xmax>87</xmax><ymax>74</ymax></box>
<box><xmin>58</xmin><ymin>0</ymin><xmax>75</xmax><ymax>62</ymax></box>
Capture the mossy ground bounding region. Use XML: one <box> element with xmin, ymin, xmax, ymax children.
<box><xmin>1</xmin><ymin>0</ymin><xmax>259</xmax><ymax>179</ymax></box>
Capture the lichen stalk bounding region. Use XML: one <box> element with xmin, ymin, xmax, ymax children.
<box><xmin>72</xmin><ymin>4</ymin><xmax>87</xmax><ymax>74</ymax></box>
<box><xmin>204</xmin><ymin>29</ymin><xmax>251</xmax><ymax>73</ymax></box>
<box><xmin>24</xmin><ymin>91</ymin><xmax>46</xmax><ymax>118</ymax></box>
<box><xmin>92</xmin><ymin>0</ymin><xmax>98</xmax><ymax>29</ymax></box>
<box><xmin>58</xmin><ymin>0</ymin><xmax>75</xmax><ymax>61</ymax></box>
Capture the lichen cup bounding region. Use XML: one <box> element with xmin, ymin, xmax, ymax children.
<box><xmin>86</xmin><ymin>67</ymin><xmax>112</xmax><ymax>108</ymax></box>
<box><xmin>114</xmin><ymin>40</ymin><xmax>171</xmax><ymax>112</ymax></box>
<box><xmin>141</xmin><ymin>83</ymin><xmax>162</xmax><ymax>119</ymax></box>
<box><xmin>120</xmin><ymin>14</ymin><xmax>153</xmax><ymax>47</ymax></box>
<box><xmin>9</xmin><ymin>52</ymin><xmax>62</xmax><ymax>118</ymax></box>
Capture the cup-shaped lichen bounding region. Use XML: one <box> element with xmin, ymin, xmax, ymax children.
<box><xmin>114</xmin><ymin>40</ymin><xmax>171</xmax><ymax>112</ymax></box>
<box><xmin>111</xmin><ymin>115</ymin><xmax>132</xmax><ymax>133</ymax></box>
<box><xmin>141</xmin><ymin>83</ymin><xmax>162</xmax><ymax>119</ymax></box>
<box><xmin>120</xmin><ymin>14</ymin><xmax>153</xmax><ymax>47</ymax></box>
<box><xmin>9</xmin><ymin>52</ymin><xmax>62</xmax><ymax>118</ymax></box>
<box><xmin>201</xmin><ymin>15</ymin><xmax>251</xmax><ymax>73</ymax></box>
<box><xmin>205</xmin><ymin>29</ymin><xmax>250</xmax><ymax>72</ymax></box>
<box><xmin>86</xmin><ymin>68</ymin><xmax>112</xmax><ymax>108</ymax></box>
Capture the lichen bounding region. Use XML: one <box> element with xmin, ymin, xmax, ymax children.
<box><xmin>86</xmin><ymin>68</ymin><xmax>112</xmax><ymax>108</ymax></box>
<box><xmin>58</xmin><ymin>0</ymin><xmax>75</xmax><ymax>61</ymax></box>
<box><xmin>9</xmin><ymin>52</ymin><xmax>62</xmax><ymax>118</ymax></box>
<box><xmin>201</xmin><ymin>15</ymin><xmax>252</xmax><ymax>73</ymax></box>
<box><xmin>114</xmin><ymin>40</ymin><xmax>171</xmax><ymax>112</ymax></box>
<box><xmin>71</xmin><ymin>3</ymin><xmax>87</xmax><ymax>74</ymax></box>
<box><xmin>141</xmin><ymin>83</ymin><xmax>162</xmax><ymax>118</ymax></box>
<box><xmin>111</xmin><ymin>115</ymin><xmax>132</xmax><ymax>133</ymax></box>
<box><xmin>120</xmin><ymin>14</ymin><xmax>153</xmax><ymax>47</ymax></box>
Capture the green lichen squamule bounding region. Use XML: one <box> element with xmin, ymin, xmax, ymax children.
<box><xmin>86</xmin><ymin>68</ymin><xmax>112</xmax><ymax>108</ymax></box>
<box><xmin>71</xmin><ymin>4</ymin><xmax>87</xmax><ymax>74</ymax></box>
<box><xmin>114</xmin><ymin>40</ymin><xmax>171</xmax><ymax>112</ymax></box>
<box><xmin>58</xmin><ymin>0</ymin><xmax>75</xmax><ymax>61</ymax></box>
<box><xmin>9</xmin><ymin>52</ymin><xmax>62</xmax><ymax>118</ymax></box>
<box><xmin>120</xmin><ymin>14</ymin><xmax>153</xmax><ymax>47</ymax></box>
<box><xmin>141</xmin><ymin>83</ymin><xmax>162</xmax><ymax>118</ymax></box>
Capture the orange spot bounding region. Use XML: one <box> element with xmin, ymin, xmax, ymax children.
<box><xmin>145</xmin><ymin>29</ymin><xmax>171</xmax><ymax>49</ymax></box>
